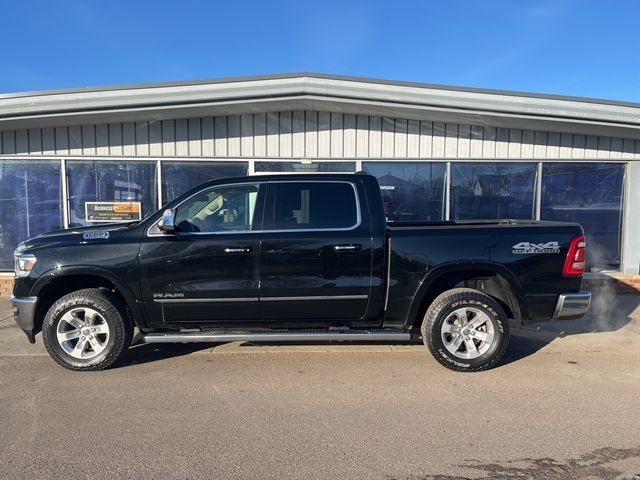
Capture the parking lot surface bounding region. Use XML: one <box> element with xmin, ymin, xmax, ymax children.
<box><xmin>1</xmin><ymin>293</ymin><xmax>640</xmax><ymax>479</ymax></box>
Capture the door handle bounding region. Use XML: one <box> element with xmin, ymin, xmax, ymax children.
<box><xmin>333</xmin><ymin>244</ymin><xmax>362</xmax><ymax>252</ymax></box>
<box><xmin>224</xmin><ymin>246</ymin><xmax>253</xmax><ymax>254</ymax></box>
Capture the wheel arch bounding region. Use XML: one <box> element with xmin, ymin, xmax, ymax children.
<box><xmin>30</xmin><ymin>266</ymin><xmax>145</xmax><ymax>336</ymax></box>
<box><xmin>405</xmin><ymin>262</ymin><xmax>527</xmax><ymax>330</ymax></box>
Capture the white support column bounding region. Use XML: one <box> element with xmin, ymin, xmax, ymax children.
<box><xmin>621</xmin><ymin>161</ymin><xmax>640</xmax><ymax>274</ymax></box>
<box><xmin>156</xmin><ymin>159</ymin><xmax>163</xmax><ymax>209</ymax></box>
<box><xmin>534</xmin><ymin>162</ymin><xmax>542</xmax><ymax>220</ymax></box>
<box><xmin>60</xmin><ymin>158</ymin><xmax>69</xmax><ymax>228</ymax></box>
<box><xmin>444</xmin><ymin>162</ymin><xmax>451</xmax><ymax>221</ymax></box>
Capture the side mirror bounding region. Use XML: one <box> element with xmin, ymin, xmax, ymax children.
<box><xmin>159</xmin><ymin>208</ymin><xmax>176</xmax><ymax>233</ymax></box>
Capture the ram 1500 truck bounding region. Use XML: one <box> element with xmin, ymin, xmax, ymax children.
<box><xmin>11</xmin><ymin>172</ymin><xmax>591</xmax><ymax>372</ymax></box>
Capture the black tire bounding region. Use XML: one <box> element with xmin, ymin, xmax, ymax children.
<box><xmin>42</xmin><ymin>288</ymin><xmax>133</xmax><ymax>371</ymax></box>
<box><xmin>421</xmin><ymin>288</ymin><xmax>510</xmax><ymax>372</ymax></box>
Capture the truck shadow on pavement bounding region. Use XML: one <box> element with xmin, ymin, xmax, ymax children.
<box><xmin>117</xmin><ymin>292</ymin><xmax>640</xmax><ymax>369</ymax></box>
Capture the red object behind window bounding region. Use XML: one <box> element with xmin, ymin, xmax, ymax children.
<box><xmin>563</xmin><ymin>235</ymin><xmax>586</xmax><ymax>276</ymax></box>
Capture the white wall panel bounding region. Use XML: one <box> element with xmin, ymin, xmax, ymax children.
<box><xmin>122</xmin><ymin>122</ymin><xmax>136</xmax><ymax>156</ymax></box>
<box><xmin>0</xmin><ymin>110</ymin><xmax>634</xmax><ymax>161</ymax></box>
<box><xmin>266</xmin><ymin>112</ymin><xmax>280</xmax><ymax>157</ymax></box>
<box><xmin>16</xmin><ymin>129</ymin><xmax>28</xmax><ymax>154</ymax></box>
<box><xmin>136</xmin><ymin>122</ymin><xmax>149</xmax><ymax>157</ymax></box>
<box><xmin>343</xmin><ymin>114</ymin><xmax>356</xmax><ymax>158</ymax></box>
<box><xmin>368</xmin><ymin>116</ymin><xmax>382</xmax><ymax>158</ymax></box>
<box><xmin>317</xmin><ymin>112</ymin><xmax>331</xmax><ymax>158</ymax></box>
<box><xmin>29</xmin><ymin>128</ymin><xmax>42</xmax><ymax>154</ymax></box>
<box><xmin>394</xmin><ymin>118</ymin><xmax>407</xmax><ymax>158</ymax></box>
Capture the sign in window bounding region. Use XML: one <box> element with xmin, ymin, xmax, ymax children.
<box><xmin>85</xmin><ymin>202</ymin><xmax>142</xmax><ymax>223</ymax></box>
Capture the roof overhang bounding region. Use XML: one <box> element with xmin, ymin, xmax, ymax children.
<box><xmin>2</xmin><ymin>73</ymin><xmax>640</xmax><ymax>139</ymax></box>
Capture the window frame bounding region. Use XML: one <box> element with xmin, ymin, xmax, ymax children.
<box><xmin>148</xmin><ymin>180</ymin><xmax>362</xmax><ymax>236</ymax></box>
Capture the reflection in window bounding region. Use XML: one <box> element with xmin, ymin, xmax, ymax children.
<box><xmin>541</xmin><ymin>163</ymin><xmax>624</xmax><ymax>271</ymax></box>
<box><xmin>174</xmin><ymin>184</ymin><xmax>259</xmax><ymax>233</ymax></box>
<box><xmin>162</xmin><ymin>161</ymin><xmax>248</xmax><ymax>204</ymax></box>
<box><xmin>271</xmin><ymin>182</ymin><xmax>358</xmax><ymax>230</ymax></box>
<box><xmin>255</xmin><ymin>162</ymin><xmax>355</xmax><ymax>173</ymax></box>
<box><xmin>0</xmin><ymin>161</ymin><xmax>63</xmax><ymax>270</ymax></box>
<box><xmin>363</xmin><ymin>162</ymin><xmax>445</xmax><ymax>222</ymax></box>
<box><xmin>67</xmin><ymin>161</ymin><xmax>157</xmax><ymax>227</ymax></box>
<box><xmin>450</xmin><ymin>163</ymin><xmax>536</xmax><ymax>220</ymax></box>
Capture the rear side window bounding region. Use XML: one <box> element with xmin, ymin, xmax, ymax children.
<box><xmin>271</xmin><ymin>182</ymin><xmax>359</xmax><ymax>230</ymax></box>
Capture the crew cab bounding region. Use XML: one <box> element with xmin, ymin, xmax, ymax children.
<box><xmin>11</xmin><ymin>173</ymin><xmax>591</xmax><ymax>372</ymax></box>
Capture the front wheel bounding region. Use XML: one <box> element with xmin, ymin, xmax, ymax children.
<box><xmin>42</xmin><ymin>288</ymin><xmax>132</xmax><ymax>371</ymax></box>
<box><xmin>421</xmin><ymin>288</ymin><xmax>510</xmax><ymax>372</ymax></box>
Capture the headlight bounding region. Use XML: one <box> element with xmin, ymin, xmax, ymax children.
<box><xmin>14</xmin><ymin>253</ymin><xmax>37</xmax><ymax>278</ymax></box>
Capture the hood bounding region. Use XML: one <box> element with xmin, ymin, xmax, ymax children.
<box><xmin>16</xmin><ymin>222</ymin><xmax>138</xmax><ymax>254</ymax></box>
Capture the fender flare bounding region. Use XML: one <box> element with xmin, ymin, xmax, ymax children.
<box><xmin>31</xmin><ymin>266</ymin><xmax>146</xmax><ymax>329</ymax></box>
<box><xmin>405</xmin><ymin>261</ymin><xmax>528</xmax><ymax>329</ymax></box>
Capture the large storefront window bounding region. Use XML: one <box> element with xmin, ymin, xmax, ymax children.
<box><xmin>450</xmin><ymin>163</ymin><xmax>537</xmax><ymax>220</ymax></box>
<box><xmin>255</xmin><ymin>161</ymin><xmax>355</xmax><ymax>173</ymax></box>
<box><xmin>161</xmin><ymin>161</ymin><xmax>248</xmax><ymax>204</ymax></box>
<box><xmin>364</xmin><ymin>162</ymin><xmax>446</xmax><ymax>222</ymax></box>
<box><xmin>541</xmin><ymin>163</ymin><xmax>624</xmax><ymax>271</ymax></box>
<box><xmin>0</xmin><ymin>160</ymin><xmax>63</xmax><ymax>269</ymax></box>
<box><xmin>67</xmin><ymin>160</ymin><xmax>158</xmax><ymax>227</ymax></box>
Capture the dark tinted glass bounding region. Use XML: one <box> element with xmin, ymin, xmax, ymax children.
<box><xmin>0</xmin><ymin>160</ymin><xmax>63</xmax><ymax>270</ymax></box>
<box><xmin>255</xmin><ymin>162</ymin><xmax>355</xmax><ymax>173</ymax></box>
<box><xmin>363</xmin><ymin>162</ymin><xmax>445</xmax><ymax>222</ymax></box>
<box><xmin>450</xmin><ymin>163</ymin><xmax>536</xmax><ymax>220</ymax></box>
<box><xmin>67</xmin><ymin>160</ymin><xmax>157</xmax><ymax>227</ymax></box>
<box><xmin>162</xmin><ymin>161</ymin><xmax>248</xmax><ymax>204</ymax></box>
<box><xmin>541</xmin><ymin>163</ymin><xmax>624</xmax><ymax>270</ymax></box>
<box><xmin>271</xmin><ymin>182</ymin><xmax>357</xmax><ymax>230</ymax></box>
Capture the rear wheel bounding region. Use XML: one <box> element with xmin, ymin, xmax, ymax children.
<box><xmin>421</xmin><ymin>288</ymin><xmax>510</xmax><ymax>372</ymax></box>
<box><xmin>42</xmin><ymin>288</ymin><xmax>132</xmax><ymax>371</ymax></box>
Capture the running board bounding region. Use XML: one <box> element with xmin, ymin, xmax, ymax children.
<box><xmin>143</xmin><ymin>330</ymin><xmax>411</xmax><ymax>344</ymax></box>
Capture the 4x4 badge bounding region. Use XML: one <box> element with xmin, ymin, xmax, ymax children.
<box><xmin>512</xmin><ymin>241</ymin><xmax>560</xmax><ymax>254</ymax></box>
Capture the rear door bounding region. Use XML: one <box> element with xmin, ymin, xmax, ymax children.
<box><xmin>259</xmin><ymin>180</ymin><xmax>374</xmax><ymax>323</ymax></box>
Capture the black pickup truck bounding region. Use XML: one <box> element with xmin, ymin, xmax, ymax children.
<box><xmin>11</xmin><ymin>172</ymin><xmax>591</xmax><ymax>372</ymax></box>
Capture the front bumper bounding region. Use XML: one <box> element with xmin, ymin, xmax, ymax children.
<box><xmin>552</xmin><ymin>292</ymin><xmax>591</xmax><ymax>320</ymax></box>
<box><xmin>10</xmin><ymin>295</ymin><xmax>38</xmax><ymax>344</ymax></box>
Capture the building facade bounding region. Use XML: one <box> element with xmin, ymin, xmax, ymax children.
<box><xmin>0</xmin><ymin>73</ymin><xmax>638</xmax><ymax>288</ymax></box>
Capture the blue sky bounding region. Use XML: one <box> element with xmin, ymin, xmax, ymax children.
<box><xmin>1</xmin><ymin>0</ymin><xmax>639</xmax><ymax>101</ymax></box>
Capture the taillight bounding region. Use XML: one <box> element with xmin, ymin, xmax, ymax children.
<box><xmin>563</xmin><ymin>235</ymin><xmax>586</xmax><ymax>276</ymax></box>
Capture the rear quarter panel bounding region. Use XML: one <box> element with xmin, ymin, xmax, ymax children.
<box><xmin>385</xmin><ymin>222</ymin><xmax>584</xmax><ymax>328</ymax></box>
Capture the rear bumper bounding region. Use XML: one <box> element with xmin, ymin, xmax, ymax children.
<box><xmin>10</xmin><ymin>295</ymin><xmax>38</xmax><ymax>344</ymax></box>
<box><xmin>552</xmin><ymin>292</ymin><xmax>591</xmax><ymax>320</ymax></box>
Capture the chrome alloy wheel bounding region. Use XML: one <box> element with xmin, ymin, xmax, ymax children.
<box><xmin>440</xmin><ymin>307</ymin><xmax>495</xmax><ymax>360</ymax></box>
<box><xmin>56</xmin><ymin>307</ymin><xmax>110</xmax><ymax>359</ymax></box>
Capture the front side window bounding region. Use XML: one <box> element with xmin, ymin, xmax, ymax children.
<box><xmin>270</xmin><ymin>182</ymin><xmax>358</xmax><ymax>230</ymax></box>
<box><xmin>174</xmin><ymin>184</ymin><xmax>260</xmax><ymax>233</ymax></box>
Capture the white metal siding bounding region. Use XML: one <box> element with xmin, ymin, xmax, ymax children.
<box><xmin>1</xmin><ymin>110</ymin><xmax>639</xmax><ymax>159</ymax></box>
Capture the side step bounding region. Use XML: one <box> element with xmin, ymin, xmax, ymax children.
<box><xmin>143</xmin><ymin>329</ymin><xmax>411</xmax><ymax>344</ymax></box>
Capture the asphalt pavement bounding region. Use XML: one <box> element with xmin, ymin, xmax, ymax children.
<box><xmin>1</xmin><ymin>293</ymin><xmax>640</xmax><ymax>479</ymax></box>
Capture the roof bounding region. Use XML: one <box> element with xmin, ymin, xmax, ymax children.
<box><xmin>2</xmin><ymin>72</ymin><xmax>640</xmax><ymax>139</ymax></box>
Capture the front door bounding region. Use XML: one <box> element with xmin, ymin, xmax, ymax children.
<box><xmin>259</xmin><ymin>181</ymin><xmax>373</xmax><ymax>323</ymax></box>
<box><xmin>139</xmin><ymin>182</ymin><xmax>264</xmax><ymax>325</ymax></box>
